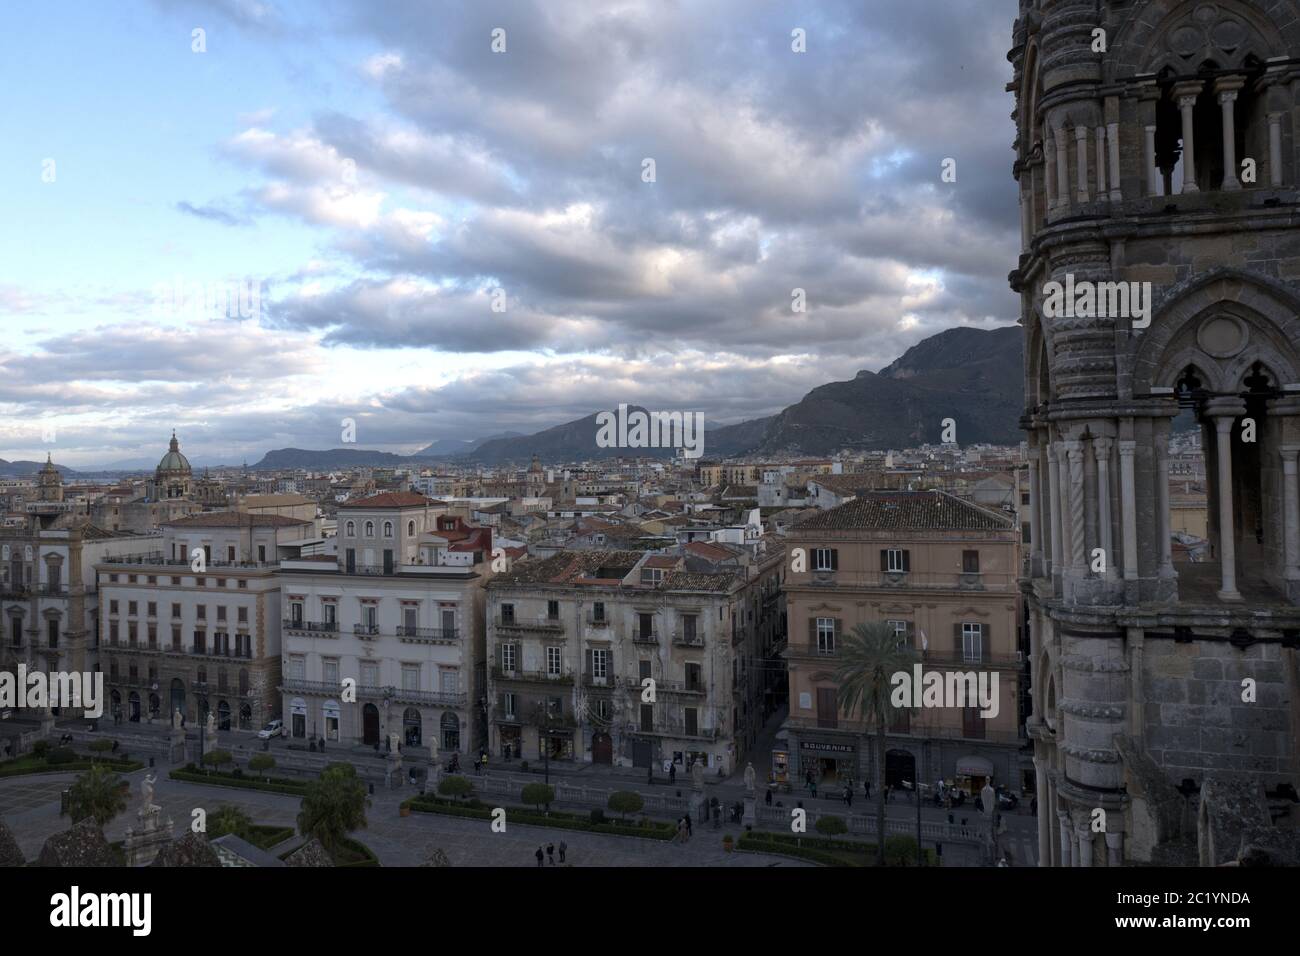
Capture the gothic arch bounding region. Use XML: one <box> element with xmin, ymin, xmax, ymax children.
<box><xmin>1132</xmin><ymin>270</ymin><xmax>1300</xmax><ymax>394</ymax></box>
<box><xmin>1107</xmin><ymin>0</ymin><xmax>1293</xmax><ymax>81</ymax></box>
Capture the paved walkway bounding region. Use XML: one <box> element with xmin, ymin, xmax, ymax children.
<box><xmin>0</xmin><ymin>766</ymin><xmax>808</xmax><ymax>867</ymax></box>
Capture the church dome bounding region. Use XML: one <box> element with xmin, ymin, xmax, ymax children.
<box><xmin>156</xmin><ymin>432</ymin><xmax>192</xmax><ymax>477</ymax></box>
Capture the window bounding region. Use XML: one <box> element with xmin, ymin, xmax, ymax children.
<box><xmin>640</xmin><ymin>703</ymin><xmax>654</xmax><ymax>732</ymax></box>
<box><xmin>365</xmin><ymin>521</ymin><xmax>375</xmax><ymax>537</ymax></box>
<box><xmin>962</xmin><ymin>550</ymin><xmax>980</xmax><ymax>573</ymax></box>
<box><xmin>638</xmin><ymin>613</ymin><xmax>654</xmax><ymax>641</ymax></box>
<box><xmin>684</xmin><ymin>707</ymin><xmax>698</xmax><ymax>736</ymax></box>
<box><xmin>502</xmin><ymin>692</ymin><xmax>517</xmax><ymax>719</ymax></box>
<box><xmin>592</xmin><ymin>601</ymin><xmax>605</xmax><ymax>622</ymax></box>
<box><xmin>110</xmin><ymin>600</ymin><xmax>119</xmax><ymax>615</ymax></box>
<box><xmin>47</xmin><ymin>619</ymin><xmax>59</xmax><ymax>648</ymax></box>
<box><xmin>886</xmin><ymin>619</ymin><xmax>912</xmax><ymax>647</ymax></box>
<box><xmin>196</xmin><ymin>605</ymin><xmax>206</xmax><ymax>620</ymax></box>
<box><xmin>816</xmin><ymin>688</ymin><xmax>838</xmax><ymax>728</ymax></box>
<box><xmin>287</xmin><ymin>655</ymin><xmax>305</xmax><ymax>680</ymax></box>
<box><xmin>685</xmin><ymin>661</ymin><xmax>702</xmax><ymax>691</ymax></box>
<box><xmin>595</xmin><ymin>699</ymin><xmax>610</xmax><ymax>721</ymax></box>
<box><xmin>813</xmin><ymin>547</ymin><xmax>838</xmax><ymax>571</ymax></box>
<box><xmin>403</xmin><ymin>606</ymin><xmax>417</xmax><ymax>631</ymax></box>
<box><xmin>323</xmin><ymin>658</ymin><xmax>340</xmax><ymax>685</ymax></box>
<box><xmin>440</xmin><ymin>670</ymin><xmax>458</xmax><ymax>695</ymax></box>
<box><xmin>639</xmin><ymin>659</ymin><xmax>652</xmax><ymax>681</ymax></box>
<box><xmin>501</xmin><ymin>644</ymin><xmax>516</xmax><ymax>671</ymax></box>
<box><xmin>237</xmin><ymin>607</ymin><xmax>247</xmax><ymax>623</ymax></box>
<box><xmin>290</xmin><ymin>601</ymin><xmax>303</xmax><ymax>624</ymax></box>
<box><xmin>681</xmin><ymin>614</ymin><xmax>698</xmax><ymax>643</ymax></box>
<box><xmin>546</xmin><ymin>646</ymin><xmax>562</xmax><ymax>676</ymax></box>
<box><xmin>171</xmin><ymin>603</ymin><xmax>181</xmax><ymax>618</ymax></box>
<box><xmin>591</xmin><ymin>647</ymin><xmax>608</xmax><ymax>679</ymax></box>
<box><xmin>407</xmin><ymin>521</ymin><xmax>415</xmax><ymax>536</ymax></box>
<box><xmin>360</xmin><ymin>661</ymin><xmax>379</xmax><ymax>687</ymax></box>
<box><xmin>146</xmin><ymin>602</ymin><xmax>156</xmax><ymax>617</ymax></box>
<box><xmin>171</xmin><ymin>626</ymin><xmax>181</xmax><ymax>650</ymax></box>
<box><xmin>961</xmin><ymin>622</ymin><xmax>983</xmax><ymax>662</ymax></box>
<box><xmin>815</xmin><ymin>617</ymin><xmax>836</xmax><ymax>655</ymax></box>
<box><xmin>323</xmin><ymin>603</ymin><xmax>336</xmax><ymax>625</ymax></box>
<box><xmin>883</xmin><ymin>549</ymin><xmax>909</xmax><ymax>573</ymax></box>
<box><xmin>641</xmin><ymin>567</ymin><xmax>664</xmax><ymax>585</ymax></box>
<box><xmin>346</xmin><ymin>521</ymin><xmax>355</xmax><ymax>536</ymax></box>
<box><xmin>402</xmin><ymin>664</ymin><xmax>420</xmax><ymax>692</ymax></box>
<box><xmin>217</xmin><ymin>606</ymin><xmax>226</xmax><ymax>621</ymax></box>
<box><xmin>501</xmin><ymin>603</ymin><xmax>515</xmax><ymax>625</ymax></box>
<box><xmin>962</xmin><ymin>706</ymin><xmax>986</xmax><ymax>739</ymax></box>
<box><xmin>227</xmin><ymin>546</ymin><xmax>236</xmax><ymax>562</ymax></box>
<box><xmin>547</xmin><ymin>600</ymin><xmax>559</xmax><ymax>620</ymax></box>
<box><xmin>128</xmin><ymin>601</ymin><xmax>137</xmax><ymax>616</ymax></box>
<box><xmin>258</xmin><ymin>545</ymin><xmax>266</xmax><ymax>563</ymax></box>
<box><xmin>383</xmin><ymin>521</ymin><xmax>393</xmax><ymax>537</ymax></box>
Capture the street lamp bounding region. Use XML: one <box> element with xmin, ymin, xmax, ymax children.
<box><xmin>903</xmin><ymin>779</ymin><xmax>928</xmax><ymax>866</ymax></box>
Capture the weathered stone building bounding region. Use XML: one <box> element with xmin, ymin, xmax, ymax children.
<box><xmin>1010</xmin><ymin>0</ymin><xmax>1300</xmax><ymax>865</ymax></box>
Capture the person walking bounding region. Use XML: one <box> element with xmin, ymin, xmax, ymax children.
<box><xmin>844</xmin><ymin>785</ymin><xmax>853</xmax><ymax>809</ymax></box>
<box><xmin>535</xmin><ymin>846</ymin><xmax>544</xmax><ymax>867</ymax></box>
<box><xmin>765</xmin><ymin>786</ymin><xmax>773</xmax><ymax>807</ymax></box>
<box><xmin>546</xmin><ymin>841</ymin><xmax>555</xmax><ymax>865</ymax></box>
<box><xmin>669</xmin><ymin>763</ymin><xmax>676</xmax><ymax>785</ymax></box>
<box><xmin>558</xmin><ymin>840</ymin><xmax>567</xmax><ymax>864</ymax></box>
<box><xmin>684</xmin><ymin>812</ymin><xmax>693</xmax><ymax>839</ymax></box>
<box><xmin>676</xmin><ymin>818</ymin><xmax>687</xmax><ymax>843</ymax></box>
<box><xmin>805</xmin><ymin>768</ymin><xmax>814</xmax><ymax>792</ymax></box>
<box><xmin>810</xmin><ymin>776</ymin><xmax>818</xmax><ymax>799</ymax></box>
<box><xmin>864</xmin><ymin>779</ymin><xmax>871</xmax><ymax>800</ymax></box>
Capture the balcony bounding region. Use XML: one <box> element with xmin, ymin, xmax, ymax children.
<box><xmin>390</xmin><ymin>687</ymin><xmax>466</xmax><ymax>709</ymax></box>
<box><xmin>495</xmin><ymin>617</ymin><xmax>564</xmax><ymax>633</ymax></box>
<box><xmin>788</xmin><ymin>569</ymin><xmax>1017</xmax><ymax>592</ymax></box>
<box><xmin>918</xmin><ymin>650</ymin><xmax>1023</xmax><ymax>671</ymax></box>
<box><xmin>353</xmin><ymin>624</ymin><xmax>381</xmax><ymax>640</ymax></box>
<box><xmin>490</xmin><ymin>665</ymin><xmax>574</xmax><ymax>686</ymax></box>
<box><xmin>0</xmin><ymin>584</ymin><xmax>30</xmax><ymax>598</ymax></box>
<box><xmin>37</xmin><ymin>584</ymin><xmax>66</xmax><ymax>596</ymax></box>
<box><xmin>785</xmin><ymin>642</ymin><xmax>838</xmax><ymax>660</ymax></box>
<box><xmin>623</xmin><ymin>678</ymin><xmax>705</xmax><ymax>696</ymax></box>
<box><xmin>101</xmin><ymin>552</ymin><xmax>277</xmax><ymax>570</ymax></box>
<box><xmin>396</xmin><ymin>625</ymin><xmax>458</xmax><ymax>644</ymax></box>
<box><xmin>671</xmin><ymin>631</ymin><xmax>704</xmax><ymax>648</ymax></box>
<box><xmin>586</xmin><ymin>614</ymin><xmax>610</xmax><ymax>627</ymax></box>
<box><xmin>630</xmin><ymin>724</ymin><xmax>720</xmax><ymax>741</ymax></box>
<box><xmin>631</xmin><ymin>631</ymin><xmax>659</xmax><ymax>645</ymax></box>
<box><xmin>783</xmin><ymin>714</ymin><xmax>1026</xmax><ymax>745</ymax></box>
<box><xmin>283</xmin><ymin>619</ymin><xmax>339</xmax><ymax>636</ymax></box>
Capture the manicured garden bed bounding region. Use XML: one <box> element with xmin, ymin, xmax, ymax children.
<box><xmin>736</xmin><ymin>831</ymin><xmax>937</xmax><ymax>867</ymax></box>
<box><xmin>0</xmin><ymin>754</ymin><xmax>143</xmax><ymax>778</ymax></box>
<box><xmin>169</xmin><ymin>766</ymin><xmax>309</xmax><ymax>796</ymax></box>
<box><xmin>404</xmin><ymin>795</ymin><xmax>677</xmax><ymax>841</ymax></box>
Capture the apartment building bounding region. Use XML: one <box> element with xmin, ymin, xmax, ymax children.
<box><xmin>782</xmin><ymin>491</ymin><xmax>1028</xmax><ymax>795</ymax></box>
<box><xmin>1</xmin><ymin>516</ymin><xmax>157</xmax><ymax>721</ymax></box>
<box><xmin>95</xmin><ymin>512</ymin><xmax>310</xmax><ymax>728</ymax></box>
<box><xmin>277</xmin><ymin>497</ymin><xmax>491</xmax><ymax>752</ymax></box>
<box><xmin>485</xmin><ymin>549</ymin><xmax>754</xmax><ymax>774</ymax></box>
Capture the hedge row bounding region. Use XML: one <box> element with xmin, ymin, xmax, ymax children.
<box><xmin>735</xmin><ymin>832</ymin><xmax>858</xmax><ymax>867</ymax></box>
<box><xmin>0</xmin><ymin>756</ymin><xmax>144</xmax><ymax>779</ymax></box>
<box><xmin>406</xmin><ymin>796</ymin><xmax>676</xmax><ymax>841</ymax></box>
<box><xmin>169</xmin><ymin>767</ymin><xmax>308</xmax><ymax>796</ymax></box>
<box><xmin>737</xmin><ymin>831</ymin><xmax>937</xmax><ymax>867</ymax></box>
<box><xmin>333</xmin><ymin>836</ymin><xmax>381</xmax><ymax>868</ymax></box>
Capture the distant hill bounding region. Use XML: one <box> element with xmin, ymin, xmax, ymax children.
<box><xmin>0</xmin><ymin>459</ymin><xmax>78</xmax><ymax>478</ymax></box>
<box><xmin>250</xmin><ymin>447</ymin><xmax>411</xmax><ymax>470</ymax></box>
<box><xmin>413</xmin><ymin>431</ymin><xmax>525</xmax><ymax>459</ymax></box>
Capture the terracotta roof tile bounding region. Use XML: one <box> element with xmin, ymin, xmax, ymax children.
<box><xmin>796</xmin><ymin>491</ymin><xmax>1012</xmax><ymax>532</ymax></box>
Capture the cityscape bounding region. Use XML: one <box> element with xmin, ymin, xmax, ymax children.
<box><xmin>0</xmin><ymin>0</ymin><xmax>1294</xmax><ymax>933</ymax></box>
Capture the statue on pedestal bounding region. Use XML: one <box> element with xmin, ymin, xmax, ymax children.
<box><xmin>743</xmin><ymin>762</ymin><xmax>756</xmax><ymax>795</ymax></box>
<box><xmin>141</xmin><ymin>773</ymin><xmax>156</xmax><ymax>809</ymax></box>
<box><xmin>691</xmin><ymin>757</ymin><xmax>705</xmax><ymax>791</ymax></box>
<box><xmin>205</xmin><ymin>711</ymin><xmax>216</xmax><ymax>736</ymax></box>
<box><xmin>172</xmin><ymin>708</ymin><xmax>183</xmax><ymax>731</ymax></box>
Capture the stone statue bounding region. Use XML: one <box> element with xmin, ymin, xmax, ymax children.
<box><xmin>141</xmin><ymin>773</ymin><xmax>156</xmax><ymax>808</ymax></box>
<box><xmin>388</xmin><ymin>732</ymin><xmax>401</xmax><ymax>755</ymax></box>
<box><xmin>172</xmin><ymin>708</ymin><xmax>183</xmax><ymax>730</ymax></box>
<box><xmin>743</xmin><ymin>762</ymin><xmax>756</xmax><ymax>794</ymax></box>
<box><xmin>205</xmin><ymin>712</ymin><xmax>216</xmax><ymax>735</ymax></box>
<box><xmin>691</xmin><ymin>757</ymin><xmax>705</xmax><ymax>791</ymax></box>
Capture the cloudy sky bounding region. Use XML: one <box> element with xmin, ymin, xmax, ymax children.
<box><xmin>1</xmin><ymin>0</ymin><xmax>1020</xmax><ymax>468</ymax></box>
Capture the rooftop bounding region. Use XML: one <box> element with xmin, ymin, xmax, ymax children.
<box><xmin>796</xmin><ymin>491</ymin><xmax>1013</xmax><ymax>532</ymax></box>
<box><xmin>337</xmin><ymin>492</ymin><xmax>444</xmax><ymax>510</ymax></box>
<box><xmin>166</xmin><ymin>513</ymin><xmax>310</xmax><ymax>529</ymax></box>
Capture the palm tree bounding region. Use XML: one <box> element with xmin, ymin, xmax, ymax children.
<box><xmin>66</xmin><ymin>765</ymin><xmax>127</xmax><ymax>827</ymax></box>
<box><xmin>208</xmin><ymin>804</ymin><xmax>254</xmax><ymax>840</ymax></box>
<box><xmin>833</xmin><ymin>620</ymin><xmax>919</xmax><ymax>866</ymax></box>
<box><xmin>297</xmin><ymin>761</ymin><xmax>368</xmax><ymax>854</ymax></box>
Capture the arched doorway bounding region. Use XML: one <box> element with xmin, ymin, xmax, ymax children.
<box><xmin>403</xmin><ymin>708</ymin><xmax>422</xmax><ymax>747</ymax></box>
<box><xmin>440</xmin><ymin>711</ymin><xmax>460</xmax><ymax>752</ymax></box>
<box><xmin>169</xmin><ymin>678</ymin><xmax>185</xmax><ymax>724</ymax></box>
<box><xmin>591</xmin><ymin>732</ymin><xmax>612</xmax><ymax>765</ymax></box>
<box><xmin>127</xmin><ymin>691</ymin><xmax>140</xmax><ymax>723</ymax></box>
<box><xmin>217</xmin><ymin>700</ymin><xmax>231</xmax><ymax>731</ymax></box>
<box><xmin>362</xmin><ymin>703</ymin><xmax>380</xmax><ymax>746</ymax></box>
<box><xmin>885</xmin><ymin>748</ymin><xmax>916</xmax><ymax>789</ymax></box>
<box><xmin>149</xmin><ymin>693</ymin><xmax>160</xmax><ymax>720</ymax></box>
<box><xmin>239</xmin><ymin>703</ymin><xmax>252</xmax><ymax>730</ymax></box>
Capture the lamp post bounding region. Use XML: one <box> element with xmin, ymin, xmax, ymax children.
<box><xmin>904</xmin><ymin>779</ymin><xmax>928</xmax><ymax>866</ymax></box>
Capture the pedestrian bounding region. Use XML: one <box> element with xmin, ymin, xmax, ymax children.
<box><xmin>864</xmin><ymin>779</ymin><xmax>871</xmax><ymax>800</ymax></box>
<box><xmin>320</xmin><ymin>736</ymin><xmax>325</xmax><ymax>752</ymax></box>
<box><xmin>810</xmin><ymin>777</ymin><xmax>817</xmax><ymax>798</ymax></box>
<box><xmin>684</xmin><ymin>812</ymin><xmax>692</xmax><ymax>838</ymax></box>
<box><xmin>546</xmin><ymin>841</ymin><xmax>555</xmax><ymax>864</ymax></box>
<box><xmin>805</xmin><ymin>768</ymin><xmax>814</xmax><ymax>792</ymax></box>
<box><xmin>535</xmin><ymin>846</ymin><xmax>544</xmax><ymax>867</ymax></box>
<box><xmin>1030</xmin><ymin>795</ymin><xmax>1038</xmax><ymax>817</ymax></box>
<box><xmin>559</xmin><ymin>840</ymin><xmax>567</xmax><ymax>864</ymax></box>
<box><xmin>669</xmin><ymin>763</ymin><xmax>676</xmax><ymax>785</ymax></box>
<box><xmin>765</xmin><ymin>787</ymin><xmax>773</xmax><ymax>806</ymax></box>
<box><xmin>845</xmin><ymin>786</ymin><xmax>853</xmax><ymax>809</ymax></box>
<box><xmin>677</xmin><ymin>818</ymin><xmax>687</xmax><ymax>843</ymax></box>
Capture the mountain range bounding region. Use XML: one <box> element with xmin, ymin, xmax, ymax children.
<box><xmin>247</xmin><ymin>325</ymin><xmax>1024</xmax><ymax>469</ymax></box>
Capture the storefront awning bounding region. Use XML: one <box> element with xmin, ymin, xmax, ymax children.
<box><xmin>955</xmin><ymin>756</ymin><xmax>994</xmax><ymax>778</ymax></box>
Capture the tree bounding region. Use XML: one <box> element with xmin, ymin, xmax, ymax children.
<box><xmin>208</xmin><ymin>804</ymin><xmax>253</xmax><ymax>840</ymax></box>
<box><xmin>437</xmin><ymin>775</ymin><xmax>473</xmax><ymax>802</ymax></box>
<box><xmin>607</xmin><ymin>790</ymin><xmax>644</xmax><ymax>821</ymax></box>
<box><xmin>833</xmin><ymin>620</ymin><xmax>920</xmax><ymax>866</ymax></box>
<box><xmin>87</xmin><ymin>739</ymin><xmax>115</xmax><ymax>762</ymax></box>
<box><xmin>297</xmin><ymin>762</ymin><xmax>368</xmax><ymax>853</ymax></box>
<box><xmin>520</xmin><ymin>782</ymin><xmax>555</xmax><ymax>811</ymax></box>
<box><xmin>67</xmin><ymin>765</ymin><xmax>126</xmax><ymax>827</ymax></box>
<box><xmin>248</xmin><ymin>754</ymin><xmax>276</xmax><ymax>782</ymax></box>
<box><xmin>202</xmin><ymin>749</ymin><xmax>233</xmax><ymax>772</ymax></box>
<box><xmin>815</xmin><ymin>814</ymin><xmax>848</xmax><ymax>837</ymax></box>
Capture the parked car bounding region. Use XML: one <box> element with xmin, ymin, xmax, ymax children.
<box><xmin>256</xmin><ymin>719</ymin><xmax>284</xmax><ymax>740</ymax></box>
<box><xmin>996</xmin><ymin>786</ymin><xmax>1019</xmax><ymax>811</ymax></box>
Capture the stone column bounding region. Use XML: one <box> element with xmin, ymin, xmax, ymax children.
<box><xmin>1093</xmin><ymin>438</ymin><xmax>1115</xmax><ymax>578</ymax></box>
<box><xmin>1077</xmin><ymin>824</ymin><xmax>1094</xmax><ymax>867</ymax></box>
<box><xmin>1156</xmin><ymin>431</ymin><xmax>1175</xmax><ymax>579</ymax></box>
<box><xmin>1095</xmin><ymin>125</ymin><xmax>1108</xmax><ymax>197</ymax></box>
<box><xmin>1054</xmin><ymin>127</ymin><xmax>1071</xmax><ymax>207</ymax></box>
<box><xmin>1075</xmin><ymin>126</ymin><xmax>1090</xmax><ymax>202</ymax></box>
<box><xmin>1107</xmin><ymin>121</ymin><xmax>1122</xmax><ymax>201</ymax></box>
<box><xmin>1047</xmin><ymin>443</ymin><xmax>1064</xmax><ymax>585</ymax></box>
<box><xmin>1034</xmin><ymin>756</ymin><xmax>1050</xmax><ymax>867</ymax></box>
<box><xmin>1175</xmin><ymin>82</ymin><xmax>1203</xmax><ymax>193</ymax></box>
<box><xmin>1206</xmin><ymin>399</ymin><xmax>1246</xmax><ymax>601</ymax></box>
<box><xmin>1105</xmin><ymin>830</ymin><xmax>1124</xmax><ymax>867</ymax></box>
<box><xmin>1281</xmin><ymin>445</ymin><xmax>1300</xmax><ymax>584</ymax></box>
<box><xmin>1065</xmin><ymin>442</ymin><xmax>1087</xmax><ymax>574</ymax></box>
<box><xmin>1028</xmin><ymin>453</ymin><xmax>1044</xmax><ymax>576</ymax></box>
<box><xmin>1019</xmin><ymin>185</ymin><xmax>1031</xmax><ymax>251</ymax></box>
<box><xmin>1144</xmin><ymin>125</ymin><xmax>1161</xmax><ymax>197</ymax></box>
<box><xmin>1068</xmin><ymin>818</ymin><xmax>1081</xmax><ymax>867</ymax></box>
<box><xmin>1268</xmin><ymin>112</ymin><xmax>1284</xmax><ymax>187</ymax></box>
<box><xmin>1216</xmin><ymin>80</ymin><xmax>1243</xmax><ymax>190</ymax></box>
<box><xmin>1119</xmin><ymin>441</ymin><xmax>1139</xmax><ymax>582</ymax></box>
<box><xmin>1057</xmin><ymin>809</ymin><xmax>1072</xmax><ymax>867</ymax></box>
<box><xmin>1045</xmin><ymin>134</ymin><xmax>1057</xmax><ymax>212</ymax></box>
